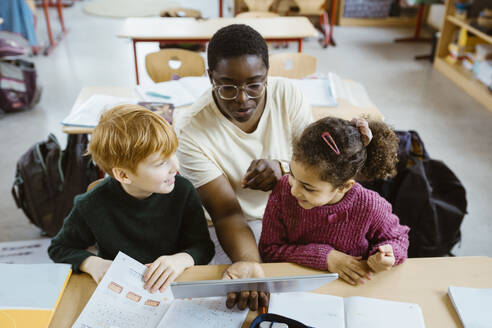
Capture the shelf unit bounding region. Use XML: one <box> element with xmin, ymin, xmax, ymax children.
<box><xmin>433</xmin><ymin>0</ymin><xmax>492</xmax><ymax>112</ymax></box>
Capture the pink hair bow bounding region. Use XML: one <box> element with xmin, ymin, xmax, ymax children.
<box><xmin>352</xmin><ymin>118</ymin><xmax>373</xmax><ymax>146</ymax></box>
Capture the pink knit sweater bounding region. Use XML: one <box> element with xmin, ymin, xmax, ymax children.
<box><xmin>259</xmin><ymin>176</ymin><xmax>409</xmax><ymax>271</ymax></box>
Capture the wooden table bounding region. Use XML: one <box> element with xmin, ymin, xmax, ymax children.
<box><xmin>117</xmin><ymin>17</ymin><xmax>319</xmax><ymax>84</ymax></box>
<box><xmin>62</xmin><ymin>82</ymin><xmax>383</xmax><ymax>135</ymax></box>
<box><xmin>50</xmin><ymin>256</ymin><xmax>492</xmax><ymax>328</ymax></box>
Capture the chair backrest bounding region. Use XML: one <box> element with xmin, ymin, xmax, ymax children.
<box><xmin>293</xmin><ymin>0</ymin><xmax>325</xmax><ymax>15</ymax></box>
<box><xmin>160</xmin><ymin>7</ymin><xmax>202</xmax><ymax>18</ymax></box>
<box><xmin>426</xmin><ymin>3</ymin><xmax>445</xmax><ymax>31</ymax></box>
<box><xmin>235</xmin><ymin>11</ymin><xmax>280</xmax><ymax>18</ymax></box>
<box><xmin>145</xmin><ymin>49</ymin><xmax>205</xmax><ymax>83</ymax></box>
<box><xmin>244</xmin><ymin>0</ymin><xmax>275</xmax><ymax>12</ymax></box>
<box><xmin>268</xmin><ymin>53</ymin><xmax>317</xmax><ymax>79</ymax></box>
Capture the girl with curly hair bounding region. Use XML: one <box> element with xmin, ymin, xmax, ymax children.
<box><xmin>259</xmin><ymin>117</ymin><xmax>410</xmax><ymax>285</ymax></box>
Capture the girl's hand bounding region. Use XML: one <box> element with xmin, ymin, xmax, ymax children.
<box><xmin>367</xmin><ymin>244</ymin><xmax>395</xmax><ymax>272</ymax></box>
<box><xmin>326</xmin><ymin>250</ymin><xmax>372</xmax><ymax>285</ymax></box>
<box><xmin>143</xmin><ymin>253</ymin><xmax>194</xmax><ymax>293</ymax></box>
<box><xmin>80</xmin><ymin>256</ymin><xmax>112</xmax><ymax>284</ymax></box>
<box><xmin>242</xmin><ymin>159</ymin><xmax>283</xmax><ymax>191</ymax></box>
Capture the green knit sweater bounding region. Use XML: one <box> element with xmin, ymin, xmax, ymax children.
<box><xmin>48</xmin><ymin>176</ymin><xmax>214</xmax><ymax>272</ymax></box>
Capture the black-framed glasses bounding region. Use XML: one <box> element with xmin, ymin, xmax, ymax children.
<box><xmin>212</xmin><ymin>79</ymin><xmax>267</xmax><ymax>101</ymax></box>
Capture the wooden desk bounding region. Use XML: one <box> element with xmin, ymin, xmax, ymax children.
<box><xmin>117</xmin><ymin>17</ymin><xmax>319</xmax><ymax>84</ymax></box>
<box><xmin>62</xmin><ymin>83</ymin><xmax>383</xmax><ymax>134</ymax></box>
<box><xmin>50</xmin><ymin>257</ymin><xmax>492</xmax><ymax>328</ymax></box>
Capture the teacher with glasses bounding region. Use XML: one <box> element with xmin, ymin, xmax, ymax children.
<box><xmin>173</xmin><ymin>24</ymin><xmax>313</xmax><ymax>311</ymax></box>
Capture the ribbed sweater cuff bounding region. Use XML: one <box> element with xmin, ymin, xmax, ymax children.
<box><xmin>309</xmin><ymin>245</ymin><xmax>334</xmax><ymax>271</ymax></box>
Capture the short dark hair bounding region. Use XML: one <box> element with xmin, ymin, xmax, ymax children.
<box><xmin>207</xmin><ymin>24</ymin><xmax>269</xmax><ymax>71</ymax></box>
<box><xmin>293</xmin><ymin>117</ymin><xmax>399</xmax><ymax>188</ymax></box>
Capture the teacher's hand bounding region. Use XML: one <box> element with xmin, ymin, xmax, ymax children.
<box><xmin>242</xmin><ymin>159</ymin><xmax>282</xmax><ymax>191</ymax></box>
<box><xmin>223</xmin><ymin>261</ymin><xmax>270</xmax><ymax>311</ymax></box>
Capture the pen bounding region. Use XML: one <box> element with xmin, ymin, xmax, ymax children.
<box><xmin>146</xmin><ymin>91</ymin><xmax>171</xmax><ymax>99</ymax></box>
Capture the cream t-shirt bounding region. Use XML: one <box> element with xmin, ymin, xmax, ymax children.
<box><xmin>173</xmin><ymin>77</ymin><xmax>313</xmax><ymax>220</ymax></box>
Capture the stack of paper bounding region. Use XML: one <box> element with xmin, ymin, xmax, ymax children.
<box><xmin>448</xmin><ymin>285</ymin><xmax>492</xmax><ymax>328</ymax></box>
<box><xmin>0</xmin><ymin>238</ymin><xmax>52</xmax><ymax>264</ymax></box>
<box><xmin>62</xmin><ymin>95</ymin><xmax>138</xmax><ymax>128</ymax></box>
<box><xmin>136</xmin><ymin>76</ymin><xmax>211</xmax><ymax>107</ymax></box>
<box><xmin>291</xmin><ymin>73</ymin><xmax>338</xmax><ymax>107</ymax></box>
<box><xmin>0</xmin><ymin>263</ymin><xmax>71</xmax><ymax>328</ymax></box>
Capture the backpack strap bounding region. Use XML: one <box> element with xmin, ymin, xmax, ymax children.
<box><xmin>250</xmin><ymin>313</ymin><xmax>314</xmax><ymax>328</ymax></box>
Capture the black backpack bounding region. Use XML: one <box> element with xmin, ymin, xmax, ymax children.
<box><xmin>362</xmin><ymin>130</ymin><xmax>467</xmax><ymax>257</ymax></box>
<box><xmin>12</xmin><ymin>133</ymin><xmax>99</xmax><ymax>236</ymax></box>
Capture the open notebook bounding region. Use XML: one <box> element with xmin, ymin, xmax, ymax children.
<box><xmin>268</xmin><ymin>292</ymin><xmax>426</xmax><ymax>328</ymax></box>
<box><xmin>72</xmin><ymin>252</ymin><xmax>249</xmax><ymax>328</ymax></box>
<box><xmin>448</xmin><ymin>285</ymin><xmax>492</xmax><ymax>328</ymax></box>
<box><xmin>0</xmin><ymin>263</ymin><xmax>71</xmax><ymax>328</ymax></box>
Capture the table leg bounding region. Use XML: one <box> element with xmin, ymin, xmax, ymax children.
<box><xmin>219</xmin><ymin>0</ymin><xmax>223</xmax><ymax>17</ymax></box>
<box><xmin>56</xmin><ymin>0</ymin><xmax>67</xmax><ymax>33</ymax></box>
<box><xmin>298</xmin><ymin>39</ymin><xmax>303</xmax><ymax>52</ymax></box>
<box><xmin>43</xmin><ymin>0</ymin><xmax>55</xmax><ymax>49</ymax></box>
<box><xmin>329</xmin><ymin>0</ymin><xmax>337</xmax><ymax>46</ymax></box>
<box><xmin>395</xmin><ymin>4</ymin><xmax>432</xmax><ymax>43</ymax></box>
<box><xmin>133</xmin><ymin>40</ymin><xmax>140</xmax><ymax>85</ymax></box>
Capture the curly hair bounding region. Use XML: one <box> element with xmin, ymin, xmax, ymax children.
<box><xmin>207</xmin><ymin>24</ymin><xmax>269</xmax><ymax>71</ymax></box>
<box><xmin>293</xmin><ymin>117</ymin><xmax>399</xmax><ymax>188</ymax></box>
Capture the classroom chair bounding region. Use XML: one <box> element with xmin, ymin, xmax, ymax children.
<box><xmin>235</xmin><ymin>11</ymin><xmax>280</xmax><ymax>18</ymax></box>
<box><xmin>145</xmin><ymin>49</ymin><xmax>205</xmax><ymax>83</ymax></box>
<box><xmin>290</xmin><ymin>0</ymin><xmax>336</xmax><ymax>48</ymax></box>
<box><xmin>158</xmin><ymin>8</ymin><xmax>204</xmax><ymax>52</ymax></box>
<box><xmin>160</xmin><ymin>7</ymin><xmax>201</xmax><ymax>18</ymax></box>
<box><xmin>268</xmin><ymin>52</ymin><xmax>317</xmax><ymax>79</ymax></box>
<box><xmin>414</xmin><ymin>2</ymin><xmax>444</xmax><ymax>61</ymax></box>
<box><xmin>243</xmin><ymin>0</ymin><xmax>275</xmax><ymax>12</ymax></box>
<box><xmin>394</xmin><ymin>0</ymin><xmax>443</xmax><ymax>43</ymax></box>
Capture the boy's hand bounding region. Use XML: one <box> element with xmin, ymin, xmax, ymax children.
<box><xmin>327</xmin><ymin>249</ymin><xmax>372</xmax><ymax>286</ymax></box>
<box><xmin>80</xmin><ymin>256</ymin><xmax>112</xmax><ymax>284</ymax></box>
<box><xmin>144</xmin><ymin>253</ymin><xmax>194</xmax><ymax>293</ymax></box>
<box><xmin>367</xmin><ymin>244</ymin><xmax>395</xmax><ymax>272</ymax></box>
<box><xmin>242</xmin><ymin>159</ymin><xmax>282</xmax><ymax>191</ymax></box>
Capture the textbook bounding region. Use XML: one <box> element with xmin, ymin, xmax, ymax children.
<box><xmin>72</xmin><ymin>252</ymin><xmax>249</xmax><ymax>328</ymax></box>
<box><xmin>268</xmin><ymin>292</ymin><xmax>426</xmax><ymax>328</ymax></box>
<box><xmin>448</xmin><ymin>285</ymin><xmax>492</xmax><ymax>328</ymax></box>
<box><xmin>0</xmin><ymin>263</ymin><xmax>71</xmax><ymax>328</ymax></box>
